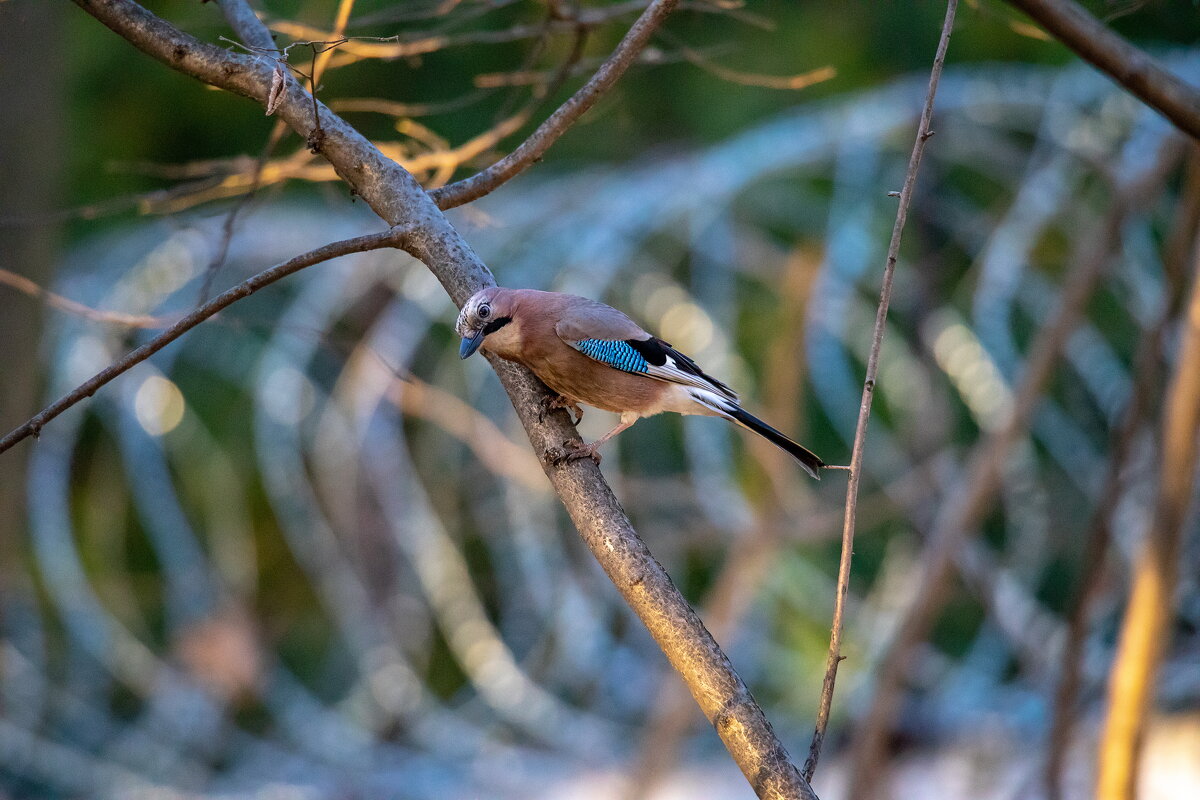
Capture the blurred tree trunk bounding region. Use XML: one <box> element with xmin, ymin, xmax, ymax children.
<box><xmin>0</xmin><ymin>1</ymin><xmax>65</xmax><ymax>625</ymax></box>
<box><xmin>1097</xmin><ymin>246</ymin><xmax>1200</xmax><ymax>800</ymax></box>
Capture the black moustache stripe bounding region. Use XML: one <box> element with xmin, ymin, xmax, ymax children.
<box><xmin>482</xmin><ymin>316</ymin><xmax>512</xmax><ymax>335</ymax></box>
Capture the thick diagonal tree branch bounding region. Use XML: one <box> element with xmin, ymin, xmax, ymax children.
<box><xmin>66</xmin><ymin>2</ymin><xmax>816</xmax><ymax>797</ymax></box>
<box><xmin>1004</xmin><ymin>0</ymin><xmax>1200</xmax><ymax>140</ymax></box>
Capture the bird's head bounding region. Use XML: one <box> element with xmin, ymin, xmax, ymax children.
<box><xmin>456</xmin><ymin>287</ymin><xmax>514</xmax><ymax>359</ymax></box>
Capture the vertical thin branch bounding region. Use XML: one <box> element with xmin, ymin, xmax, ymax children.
<box><xmin>801</xmin><ymin>0</ymin><xmax>958</xmax><ymax>781</ymax></box>
<box><xmin>311</xmin><ymin>0</ymin><xmax>356</xmax><ymax>88</ymax></box>
<box><xmin>1096</xmin><ymin>245</ymin><xmax>1200</xmax><ymax>800</ymax></box>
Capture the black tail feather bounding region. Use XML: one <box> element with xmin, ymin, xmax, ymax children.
<box><xmin>725</xmin><ymin>405</ymin><xmax>824</xmax><ymax>480</ymax></box>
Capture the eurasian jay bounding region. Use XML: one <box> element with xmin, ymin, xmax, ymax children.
<box><xmin>456</xmin><ymin>287</ymin><xmax>824</xmax><ymax>478</ymax></box>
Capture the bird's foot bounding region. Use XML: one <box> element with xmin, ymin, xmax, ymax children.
<box><xmin>548</xmin><ymin>439</ymin><xmax>601</xmax><ymax>466</ymax></box>
<box><xmin>538</xmin><ymin>393</ymin><xmax>584</xmax><ymax>425</ymax></box>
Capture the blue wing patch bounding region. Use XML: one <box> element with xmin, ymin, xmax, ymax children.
<box><xmin>574</xmin><ymin>339</ymin><xmax>649</xmax><ymax>374</ymax></box>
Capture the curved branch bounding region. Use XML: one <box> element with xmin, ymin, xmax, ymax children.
<box><xmin>65</xmin><ymin>2</ymin><xmax>815</xmax><ymax>796</ymax></box>
<box><xmin>1004</xmin><ymin>0</ymin><xmax>1200</xmax><ymax>140</ymax></box>
<box><xmin>429</xmin><ymin>0</ymin><xmax>680</xmax><ymax>210</ymax></box>
<box><xmin>0</xmin><ymin>228</ymin><xmax>409</xmax><ymax>454</ymax></box>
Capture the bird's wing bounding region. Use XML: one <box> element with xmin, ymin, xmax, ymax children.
<box><xmin>555</xmin><ymin>300</ymin><xmax>737</xmax><ymax>401</ymax></box>
<box><xmin>552</xmin><ymin>296</ymin><xmax>649</xmax><ymax>341</ymax></box>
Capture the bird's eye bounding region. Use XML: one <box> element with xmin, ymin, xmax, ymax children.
<box><xmin>478</xmin><ymin>303</ymin><xmax>491</xmax><ymax>319</ymax></box>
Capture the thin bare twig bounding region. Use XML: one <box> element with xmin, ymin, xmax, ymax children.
<box><xmin>655</xmin><ymin>28</ymin><xmax>835</xmax><ymax>91</ymax></box>
<box><xmin>802</xmin><ymin>0</ymin><xmax>958</xmax><ymax>782</ymax></box>
<box><xmin>346</xmin><ymin>0</ymin><xmax>476</xmax><ymax>28</ymax></box>
<box><xmin>471</xmin><ymin>44</ymin><xmax>720</xmax><ymax>88</ymax></box>
<box><xmin>0</xmin><ymin>228</ymin><xmax>410</xmax><ymax>455</ymax></box>
<box><xmin>430</xmin><ymin>0</ymin><xmax>680</xmax><ymax>209</ymax></box>
<box><xmin>195</xmin><ymin>121</ymin><xmax>289</xmax><ymax>304</ymax></box>
<box><xmin>1004</xmin><ymin>0</ymin><xmax>1200</xmax><ymax>140</ymax></box>
<box><xmin>331</xmin><ymin>93</ymin><xmax>490</xmax><ymax>119</ymax></box>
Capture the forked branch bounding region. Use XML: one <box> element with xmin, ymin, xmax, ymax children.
<box><xmin>429</xmin><ymin>0</ymin><xmax>680</xmax><ymax>209</ymax></box>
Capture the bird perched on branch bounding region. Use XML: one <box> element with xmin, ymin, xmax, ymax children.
<box><xmin>456</xmin><ymin>287</ymin><xmax>824</xmax><ymax>478</ymax></box>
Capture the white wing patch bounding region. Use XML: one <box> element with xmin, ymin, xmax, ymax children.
<box><xmin>646</xmin><ymin>355</ymin><xmax>737</xmax><ymax>400</ymax></box>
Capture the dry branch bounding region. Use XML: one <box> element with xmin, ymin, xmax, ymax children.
<box><xmin>62</xmin><ymin>1</ymin><xmax>817</xmax><ymax>796</ymax></box>
<box><xmin>1045</xmin><ymin>148</ymin><xmax>1200</xmax><ymax>800</ymax></box>
<box><xmin>802</xmin><ymin>0</ymin><xmax>958</xmax><ymax>781</ymax></box>
<box><xmin>0</xmin><ymin>268</ymin><xmax>169</xmax><ymax>329</ymax></box>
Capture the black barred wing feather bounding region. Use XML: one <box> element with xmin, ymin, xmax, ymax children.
<box><xmin>573</xmin><ymin>338</ymin><xmax>651</xmax><ymax>373</ymax></box>
<box><xmin>567</xmin><ymin>336</ymin><xmax>737</xmax><ymax>401</ymax></box>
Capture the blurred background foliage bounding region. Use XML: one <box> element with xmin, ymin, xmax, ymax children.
<box><xmin>2</xmin><ymin>1</ymin><xmax>1200</xmax><ymax>798</ymax></box>
<box><xmin>64</xmin><ymin>1</ymin><xmax>1200</xmax><ymax>219</ymax></box>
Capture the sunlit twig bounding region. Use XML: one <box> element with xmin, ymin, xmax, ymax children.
<box><xmin>0</xmin><ymin>268</ymin><xmax>173</xmax><ymax>329</ymax></box>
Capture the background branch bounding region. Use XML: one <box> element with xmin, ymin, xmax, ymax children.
<box><xmin>1096</xmin><ymin>238</ymin><xmax>1200</xmax><ymax>800</ymax></box>
<box><xmin>1004</xmin><ymin>0</ymin><xmax>1200</xmax><ymax>139</ymax></box>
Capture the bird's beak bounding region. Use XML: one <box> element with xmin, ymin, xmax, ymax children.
<box><xmin>459</xmin><ymin>329</ymin><xmax>485</xmax><ymax>359</ymax></box>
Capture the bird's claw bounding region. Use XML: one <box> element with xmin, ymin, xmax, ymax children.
<box><xmin>538</xmin><ymin>394</ymin><xmax>584</xmax><ymax>425</ymax></box>
<box><xmin>547</xmin><ymin>439</ymin><xmax>601</xmax><ymax>466</ymax></box>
